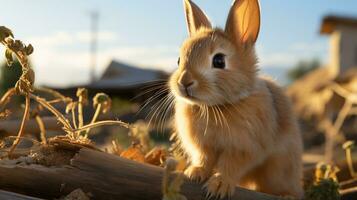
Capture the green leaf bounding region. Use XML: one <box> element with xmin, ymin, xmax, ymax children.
<box><xmin>305</xmin><ymin>178</ymin><xmax>340</xmax><ymax>200</ymax></box>
<box><xmin>5</xmin><ymin>48</ymin><xmax>13</xmax><ymax>66</ymax></box>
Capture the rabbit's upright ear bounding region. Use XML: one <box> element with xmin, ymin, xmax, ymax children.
<box><xmin>183</xmin><ymin>0</ymin><xmax>212</xmax><ymax>36</ymax></box>
<box><xmin>225</xmin><ymin>0</ymin><xmax>261</xmax><ymax>45</ymax></box>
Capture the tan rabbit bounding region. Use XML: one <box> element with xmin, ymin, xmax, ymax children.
<box><xmin>168</xmin><ymin>0</ymin><xmax>303</xmax><ymax>198</ymax></box>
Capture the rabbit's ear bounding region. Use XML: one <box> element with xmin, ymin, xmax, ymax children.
<box><xmin>225</xmin><ymin>0</ymin><xmax>261</xmax><ymax>45</ymax></box>
<box><xmin>183</xmin><ymin>0</ymin><xmax>212</xmax><ymax>36</ymax></box>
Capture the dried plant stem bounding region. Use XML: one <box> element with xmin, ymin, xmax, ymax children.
<box><xmin>0</xmin><ymin>88</ymin><xmax>16</xmax><ymax>111</ymax></box>
<box><xmin>1</xmin><ymin>34</ymin><xmax>35</xmax><ymax>155</ymax></box>
<box><xmin>35</xmin><ymin>87</ymin><xmax>70</xmax><ymax>102</ymax></box>
<box><xmin>71</xmin><ymin>106</ymin><xmax>78</xmax><ymax>130</ymax></box>
<box><xmin>346</xmin><ymin>147</ymin><xmax>356</xmax><ymax>177</ymax></box>
<box><xmin>78</xmin><ymin>96</ymin><xmax>84</xmax><ymax>128</ymax></box>
<box><xmin>75</xmin><ymin>120</ymin><xmax>130</xmax><ymax>133</ymax></box>
<box><xmin>29</xmin><ymin>94</ymin><xmax>73</xmax><ymax>132</ymax></box>
<box><xmin>330</xmin><ymin>83</ymin><xmax>353</xmax><ymax>99</ymax></box>
<box><xmin>13</xmin><ymin>51</ymin><xmax>27</xmax><ymax>69</ymax></box>
<box><xmin>340</xmin><ymin>177</ymin><xmax>357</xmax><ymax>187</ymax></box>
<box><xmin>85</xmin><ymin>104</ymin><xmax>102</xmax><ymax>135</ymax></box>
<box><xmin>35</xmin><ymin>115</ymin><xmax>47</xmax><ymax>145</ymax></box>
<box><xmin>91</xmin><ymin>104</ymin><xmax>102</xmax><ymax>124</ymax></box>
<box><xmin>334</xmin><ymin>100</ymin><xmax>353</xmax><ymax>134</ymax></box>
<box><xmin>47</xmin><ymin>98</ymin><xmax>66</xmax><ymax>104</ymax></box>
<box><xmin>324</xmin><ymin>98</ymin><xmax>353</xmax><ymax>163</ymax></box>
<box><xmin>340</xmin><ymin>186</ymin><xmax>357</xmax><ymax>195</ymax></box>
<box><xmin>8</xmin><ymin>95</ymin><xmax>30</xmax><ymax>155</ymax></box>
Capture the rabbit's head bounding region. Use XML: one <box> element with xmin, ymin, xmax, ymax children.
<box><xmin>170</xmin><ymin>0</ymin><xmax>261</xmax><ymax>106</ymax></box>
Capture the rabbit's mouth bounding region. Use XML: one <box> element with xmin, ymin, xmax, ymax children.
<box><xmin>183</xmin><ymin>87</ymin><xmax>193</xmax><ymax>98</ymax></box>
<box><xmin>179</xmin><ymin>88</ymin><xmax>195</xmax><ymax>100</ymax></box>
<box><xmin>178</xmin><ymin>90</ymin><xmax>217</xmax><ymax>106</ymax></box>
<box><xmin>177</xmin><ymin>81</ymin><xmax>197</xmax><ymax>99</ymax></box>
<box><xmin>175</xmin><ymin>86</ymin><xmax>202</xmax><ymax>104</ymax></box>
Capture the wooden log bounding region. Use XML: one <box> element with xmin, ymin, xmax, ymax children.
<box><xmin>0</xmin><ymin>148</ymin><xmax>284</xmax><ymax>200</ymax></box>
<box><xmin>0</xmin><ymin>189</ymin><xmax>43</xmax><ymax>200</ymax></box>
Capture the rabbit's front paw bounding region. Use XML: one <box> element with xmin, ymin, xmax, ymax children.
<box><xmin>184</xmin><ymin>165</ymin><xmax>209</xmax><ymax>183</ymax></box>
<box><xmin>204</xmin><ymin>173</ymin><xmax>235</xmax><ymax>199</ymax></box>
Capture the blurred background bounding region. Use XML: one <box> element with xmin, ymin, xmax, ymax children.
<box><xmin>0</xmin><ymin>0</ymin><xmax>355</xmax><ymax>86</ymax></box>
<box><xmin>0</xmin><ymin>0</ymin><xmax>357</xmax><ymax>167</ymax></box>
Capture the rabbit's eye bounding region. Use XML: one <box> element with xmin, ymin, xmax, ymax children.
<box><xmin>177</xmin><ymin>57</ymin><xmax>180</xmax><ymax>65</ymax></box>
<box><xmin>212</xmin><ymin>53</ymin><xmax>225</xmax><ymax>69</ymax></box>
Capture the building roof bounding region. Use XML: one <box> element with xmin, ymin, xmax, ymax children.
<box><xmin>320</xmin><ymin>15</ymin><xmax>357</xmax><ymax>34</ymax></box>
<box><xmin>89</xmin><ymin>60</ymin><xmax>168</xmax><ymax>89</ymax></box>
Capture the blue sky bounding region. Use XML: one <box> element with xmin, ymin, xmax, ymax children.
<box><xmin>1</xmin><ymin>0</ymin><xmax>357</xmax><ymax>86</ymax></box>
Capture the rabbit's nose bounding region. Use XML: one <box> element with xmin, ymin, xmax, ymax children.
<box><xmin>179</xmin><ymin>81</ymin><xmax>194</xmax><ymax>88</ymax></box>
<box><xmin>178</xmin><ymin>70</ymin><xmax>194</xmax><ymax>88</ymax></box>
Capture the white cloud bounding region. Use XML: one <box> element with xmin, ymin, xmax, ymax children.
<box><xmin>97</xmin><ymin>46</ymin><xmax>179</xmax><ymax>71</ymax></box>
<box><xmin>24</xmin><ymin>31</ymin><xmax>178</xmax><ymax>87</ymax></box>
<box><xmin>75</xmin><ymin>31</ymin><xmax>118</xmax><ymax>43</ymax></box>
<box><xmin>28</xmin><ymin>30</ymin><xmax>119</xmax><ymax>47</ymax></box>
<box><xmin>258</xmin><ymin>52</ymin><xmax>298</xmax><ymax>67</ymax></box>
<box><xmin>257</xmin><ymin>41</ymin><xmax>328</xmax><ymax>69</ymax></box>
<box><xmin>290</xmin><ymin>42</ymin><xmax>325</xmax><ymax>52</ymax></box>
<box><xmin>21</xmin><ymin>30</ymin><xmax>329</xmax><ymax>87</ymax></box>
<box><xmin>29</xmin><ymin>31</ymin><xmax>74</xmax><ymax>46</ymax></box>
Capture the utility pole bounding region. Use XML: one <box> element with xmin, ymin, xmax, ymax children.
<box><xmin>90</xmin><ymin>11</ymin><xmax>99</xmax><ymax>83</ymax></box>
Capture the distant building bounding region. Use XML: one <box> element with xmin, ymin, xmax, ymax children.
<box><xmin>287</xmin><ymin>15</ymin><xmax>357</xmax><ymax>121</ymax></box>
<box><xmin>52</xmin><ymin>60</ymin><xmax>168</xmax><ymax>100</ymax></box>
<box><xmin>87</xmin><ymin>60</ymin><xmax>168</xmax><ymax>99</ymax></box>
<box><xmin>321</xmin><ymin>15</ymin><xmax>357</xmax><ymax>74</ymax></box>
<box><xmin>287</xmin><ymin>15</ymin><xmax>357</xmax><ymax>154</ymax></box>
<box><xmin>90</xmin><ymin>60</ymin><xmax>168</xmax><ymax>91</ymax></box>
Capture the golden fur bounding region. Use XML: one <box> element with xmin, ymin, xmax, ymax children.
<box><xmin>168</xmin><ymin>0</ymin><xmax>303</xmax><ymax>198</ymax></box>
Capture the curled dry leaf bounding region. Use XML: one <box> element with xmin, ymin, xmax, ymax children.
<box><xmin>0</xmin><ymin>26</ymin><xmax>14</xmax><ymax>41</ymax></box>
<box><xmin>120</xmin><ymin>143</ymin><xmax>145</xmax><ymax>163</ymax></box>
<box><xmin>0</xmin><ymin>140</ymin><xmax>4</xmax><ymax>149</ymax></box>
<box><xmin>76</xmin><ymin>88</ymin><xmax>88</xmax><ymax>105</ymax></box>
<box><xmin>12</xmin><ymin>39</ymin><xmax>25</xmax><ymax>51</ymax></box>
<box><xmin>5</xmin><ymin>48</ymin><xmax>13</xmax><ymax>66</ymax></box>
<box><xmin>145</xmin><ymin>147</ymin><xmax>167</xmax><ymax>166</ymax></box>
<box><xmin>343</xmin><ymin>140</ymin><xmax>355</xmax><ymax>150</ymax></box>
<box><xmin>25</xmin><ymin>44</ymin><xmax>34</xmax><ymax>55</ymax></box>
<box><xmin>63</xmin><ymin>188</ymin><xmax>91</xmax><ymax>200</ymax></box>
<box><xmin>0</xmin><ymin>109</ymin><xmax>11</xmax><ymax>119</ymax></box>
<box><xmin>93</xmin><ymin>93</ymin><xmax>111</xmax><ymax>113</ymax></box>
